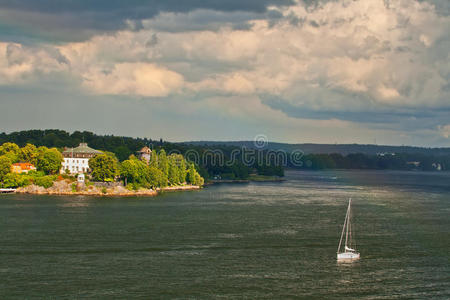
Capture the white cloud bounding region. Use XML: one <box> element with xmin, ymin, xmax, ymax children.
<box><xmin>0</xmin><ymin>0</ymin><xmax>448</xmax><ymax>145</ymax></box>
<box><xmin>81</xmin><ymin>63</ymin><xmax>184</xmax><ymax>97</ymax></box>
<box><xmin>0</xmin><ymin>42</ymin><xmax>67</xmax><ymax>84</ymax></box>
<box><xmin>438</xmin><ymin>124</ymin><xmax>450</xmax><ymax>138</ymax></box>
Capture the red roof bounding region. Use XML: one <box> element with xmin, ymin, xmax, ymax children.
<box><xmin>12</xmin><ymin>163</ymin><xmax>36</xmax><ymax>170</ymax></box>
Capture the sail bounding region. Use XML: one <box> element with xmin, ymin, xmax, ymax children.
<box><xmin>337</xmin><ymin>198</ymin><xmax>358</xmax><ymax>254</ymax></box>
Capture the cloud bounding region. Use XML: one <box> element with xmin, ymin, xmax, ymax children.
<box><xmin>0</xmin><ymin>0</ymin><xmax>294</xmax><ymax>41</ymax></box>
<box><xmin>0</xmin><ymin>42</ymin><xmax>68</xmax><ymax>83</ymax></box>
<box><xmin>0</xmin><ymin>0</ymin><xmax>449</xmax><ymax>145</ymax></box>
<box><xmin>81</xmin><ymin>63</ymin><xmax>184</xmax><ymax>97</ymax></box>
<box><xmin>438</xmin><ymin>124</ymin><xmax>450</xmax><ymax>138</ymax></box>
<box><xmin>3</xmin><ymin>0</ymin><xmax>449</xmax><ymax>105</ymax></box>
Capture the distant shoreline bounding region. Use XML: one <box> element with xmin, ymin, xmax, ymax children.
<box><xmin>208</xmin><ymin>175</ymin><xmax>286</xmax><ymax>184</ymax></box>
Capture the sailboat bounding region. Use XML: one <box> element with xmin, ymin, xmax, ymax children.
<box><xmin>337</xmin><ymin>198</ymin><xmax>360</xmax><ymax>261</ymax></box>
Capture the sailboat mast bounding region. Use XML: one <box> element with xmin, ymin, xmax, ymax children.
<box><xmin>337</xmin><ymin>199</ymin><xmax>350</xmax><ymax>253</ymax></box>
<box><xmin>345</xmin><ymin>198</ymin><xmax>351</xmax><ymax>248</ymax></box>
<box><xmin>349</xmin><ymin>200</ymin><xmax>352</xmax><ymax>247</ymax></box>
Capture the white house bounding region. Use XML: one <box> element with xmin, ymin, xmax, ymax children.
<box><xmin>61</xmin><ymin>143</ymin><xmax>102</xmax><ymax>174</ymax></box>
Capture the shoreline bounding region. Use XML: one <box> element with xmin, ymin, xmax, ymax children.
<box><xmin>208</xmin><ymin>176</ymin><xmax>286</xmax><ymax>184</ymax></box>
<box><xmin>14</xmin><ymin>182</ymin><xmax>201</xmax><ymax>197</ymax></box>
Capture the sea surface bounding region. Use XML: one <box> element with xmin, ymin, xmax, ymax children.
<box><xmin>0</xmin><ymin>170</ymin><xmax>449</xmax><ymax>299</ymax></box>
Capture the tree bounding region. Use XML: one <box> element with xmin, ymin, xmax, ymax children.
<box><xmin>146</xmin><ymin>167</ymin><xmax>168</xmax><ymax>188</ymax></box>
<box><xmin>0</xmin><ymin>142</ymin><xmax>19</xmax><ymax>163</ymax></box>
<box><xmin>89</xmin><ymin>154</ymin><xmax>119</xmax><ymax>182</ymax></box>
<box><xmin>188</xmin><ymin>163</ymin><xmax>196</xmax><ymax>184</ymax></box>
<box><xmin>120</xmin><ymin>159</ymin><xmax>140</xmax><ymax>185</ymax></box>
<box><xmin>19</xmin><ymin>143</ymin><xmax>38</xmax><ymax>164</ymax></box>
<box><xmin>114</xmin><ymin>145</ymin><xmax>132</xmax><ymax>162</ymax></box>
<box><xmin>168</xmin><ymin>158</ymin><xmax>180</xmax><ymax>186</ymax></box>
<box><xmin>0</xmin><ymin>156</ymin><xmax>12</xmax><ymax>182</ymax></box>
<box><xmin>178</xmin><ymin>157</ymin><xmax>187</xmax><ymax>183</ymax></box>
<box><xmin>149</xmin><ymin>151</ymin><xmax>158</xmax><ymax>168</ymax></box>
<box><xmin>187</xmin><ymin>163</ymin><xmax>204</xmax><ymax>186</ymax></box>
<box><xmin>0</xmin><ymin>142</ymin><xmax>20</xmax><ymax>155</ymax></box>
<box><xmin>158</xmin><ymin>149</ymin><xmax>169</xmax><ymax>176</ymax></box>
<box><xmin>36</xmin><ymin>148</ymin><xmax>63</xmax><ymax>175</ymax></box>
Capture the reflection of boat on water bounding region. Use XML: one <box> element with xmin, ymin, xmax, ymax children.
<box><xmin>337</xmin><ymin>198</ymin><xmax>360</xmax><ymax>261</ymax></box>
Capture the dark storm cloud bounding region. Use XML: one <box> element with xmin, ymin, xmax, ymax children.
<box><xmin>261</xmin><ymin>96</ymin><xmax>450</xmax><ymax>133</ymax></box>
<box><xmin>1</xmin><ymin>0</ymin><xmax>294</xmax><ymax>14</ymax></box>
<box><xmin>0</xmin><ymin>0</ymin><xmax>294</xmax><ymax>41</ymax></box>
<box><xmin>0</xmin><ymin>0</ymin><xmax>294</xmax><ymax>28</ymax></box>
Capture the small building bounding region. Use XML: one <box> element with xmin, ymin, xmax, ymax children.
<box><xmin>137</xmin><ymin>146</ymin><xmax>152</xmax><ymax>163</ymax></box>
<box><xmin>77</xmin><ymin>174</ymin><xmax>85</xmax><ymax>183</ymax></box>
<box><xmin>432</xmin><ymin>163</ymin><xmax>442</xmax><ymax>171</ymax></box>
<box><xmin>11</xmin><ymin>162</ymin><xmax>36</xmax><ymax>174</ymax></box>
<box><xmin>61</xmin><ymin>143</ymin><xmax>102</xmax><ymax>174</ymax></box>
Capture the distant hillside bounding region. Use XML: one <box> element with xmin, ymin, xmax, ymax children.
<box><xmin>184</xmin><ymin>141</ymin><xmax>450</xmax><ymax>156</ymax></box>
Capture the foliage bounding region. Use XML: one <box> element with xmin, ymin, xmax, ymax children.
<box><xmin>34</xmin><ymin>176</ymin><xmax>55</xmax><ymax>188</ymax></box>
<box><xmin>0</xmin><ymin>142</ymin><xmax>20</xmax><ymax>163</ymax></box>
<box><xmin>0</xmin><ymin>155</ymin><xmax>12</xmax><ymax>182</ymax></box>
<box><xmin>18</xmin><ymin>143</ymin><xmax>38</xmax><ymax>164</ymax></box>
<box><xmin>168</xmin><ymin>158</ymin><xmax>180</xmax><ymax>186</ymax></box>
<box><xmin>2</xmin><ymin>173</ymin><xmax>31</xmax><ymax>188</ymax></box>
<box><xmin>120</xmin><ymin>158</ymin><xmax>143</xmax><ymax>185</ymax></box>
<box><xmin>158</xmin><ymin>149</ymin><xmax>169</xmax><ymax>177</ymax></box>
<box><xmin>36</xmin><ymin>147</ymin><xmax>63</xmax><ymax>174</ymax></box>
<box><xmin>149</xmin><ymin>151</ymin><xmax>158</xmax><ymax>168</ymax></box>
<box><xmin>289</xmin><ymin>152</ymin><xmax>450</xmax><ymax>171</ymax></box>
<box><xmin>146</xmin><ymin>167</ymin><xmax>168</xmax><ymax>188</ymax></box>
<box><xmin>120</xmin><ymin>150</ymin><xmax>196</xmax><ymax>189</ymax></box>
<box><xmin>187</xmin><ymin>163</ymin><xmax>204</xmax><ymax>186</ymax></box>
<box><xmin>89</xmin><ymin>154</ymin><xmax>119</xmax><ymax>182</ymax></box>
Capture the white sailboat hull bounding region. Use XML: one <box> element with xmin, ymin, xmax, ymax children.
<box><xmin>337</xmin><ymin>252</ymin><xmax>360</xmax><ymax>261</ymax></box>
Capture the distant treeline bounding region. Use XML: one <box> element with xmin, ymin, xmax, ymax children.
<box><xmin>292</xmin><ymin>153</ymin><xmax>450</xmax><ymax>171</ymax></box>
<box><xmin>0</xmin><ymin>130</ymin><xmax>284</xmax><ymax>180</ymax></box>
<box><xmin>3</xmin><ymin>130</ymin><xmax>446</xmax><ymax>178</ymax></box>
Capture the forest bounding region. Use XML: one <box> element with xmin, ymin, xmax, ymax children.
<box><xmin>0</xmin><ymin>130</ymin><xmax>284</xmax><ymax>180</ymax></box>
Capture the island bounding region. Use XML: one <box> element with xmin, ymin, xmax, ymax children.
<box><xmin>0</xmin><ymin>141</ymin><xmax>204</xmax><ymax>196</ymax></box>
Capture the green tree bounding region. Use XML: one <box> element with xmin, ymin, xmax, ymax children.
<box><xmin>146</xmin><ymin>167</ymin><xmax>168</xmax><ymax>188</ymax></box>
<box><xmin>0</xmin><ymin>142</ymin><xmax>20</xmax><ymax>155</ymax></box>
<box><xmin>120</xmin><ymin>159</ymin><xmax>140</xmax><ymax>185</ymax></box>
<box><xmin>0</xmin><ymin>155</ymin><xmax>12</xmax><ymax>182</ymax></box>
<box><xmin>194</xmin><ymin>172</ymin><xmax>204</xmax><ymax>186</ymax></box>
<box><xmin>114</xmin><ymin>145</ymin><xmax>132</xmax><ymax>162</ymax></box>
<box><xmin>178</xmin><ymin>157</ymin><xmax>187</xmax><ymax>183</ymax></box>
<box><xmin>168</xmin><ymin>158</ymin><xmax>180</xmax><ymax>186</ymax></box>
<box><xmin>158</xmin><ymin>149</ymin><xmax>169</xmax><ymax>176</ymax></box>
<box><xmin>187</xmin><ymin>163</ymin><xmax>204</xmax><ymax>186</ymax></box>
<box><xmin>36</xmin><ymin>148</ymin><xmax>63</xmax><ymax>175</ymax></box>
<box><xmin>89</xmin><ymin>154</ymin><xmax>119</xmax><ymax>182</ymax></box>
<box><xmin>19</xmin><ymin>143</ymin><xmax>38</xmax><ymax>164</ymax></box>
<box><xmin>0</xmin><ymin>142</ymin><xmax>19</xmax><ymax>163</ymax></box>
<box><xmin>149</xmin><ymin>151</ymin><xmax>158</xmax><ymax>168</ymax></box>
<box><xmin>188</xmin><ymin>163</ymin><xmax>196</xmax><ymax>184</ymax></box>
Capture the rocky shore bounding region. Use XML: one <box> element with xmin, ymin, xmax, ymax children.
<box><xmin>15</xmin><ymin>180</ymin><xmax>201</xmax><ymax>197</ymax></box>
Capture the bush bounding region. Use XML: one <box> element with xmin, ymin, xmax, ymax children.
<box><xmin>126</xmin><ymin>182</ymin><xmax>140</xmax><ymax>191</ymax></box>
<box><xmin>3</xmin><ymin>173</ymin><xmax>31</xmax><ymax>188</ymax></box>
<box><xmin>35</xmin><ymin>176</ymin><xmax>54</xmax><ymax>188</ymax></box>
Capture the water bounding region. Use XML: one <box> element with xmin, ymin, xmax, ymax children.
<box><xmin>0</xmin><ymin>170</ymin><xmax>449</xmax><ymax>299</ymax></box>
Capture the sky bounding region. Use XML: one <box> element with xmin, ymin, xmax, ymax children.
<box><xmin>0</xmin><ymin>0</ymin><xmax>449</xmax><ymax>146</ymax></box>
